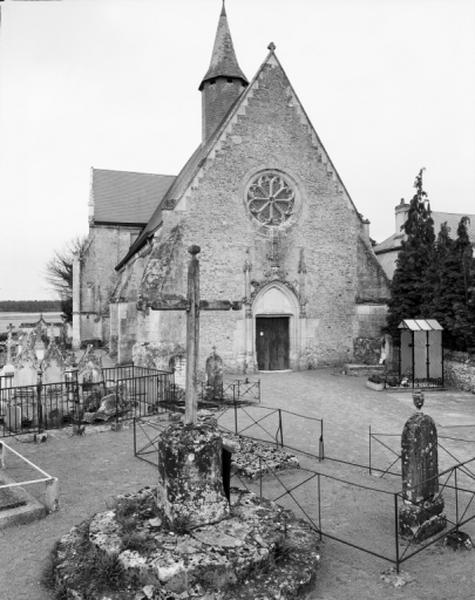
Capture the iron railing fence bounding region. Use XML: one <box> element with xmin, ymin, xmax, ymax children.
<box><xmin>133</xmin><ymin>409</ymin><xmax>475</xmax><ymax>574</ymax></box>
<box><xmin>0</xmin><ymin>367</ymin><xmax>175</xmax><ymax>437</ymax></box>
<box><xmin>368</xmin><ymin>423</ymin><xmax>475</xmax><ymax>479</ymax></box>
<box><xmin>198</xmin><ymin>378</ymin><xmax>261</xmax><ymax>404</ymax></box>
<box><xmin>101</xmin><ymin>364</ymin><xmax>164</xmax><ymax>382</ymax></box>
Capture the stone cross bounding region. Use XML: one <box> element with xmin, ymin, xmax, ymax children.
<box><xmin>185</xmin><ymin>245</ymin><xmax>200</xmax><ymax>425</ymax></box>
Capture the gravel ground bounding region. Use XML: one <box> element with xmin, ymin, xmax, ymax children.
<box><xmin>1</xmin><ymin>369</ymin><xmax>475</xmax><ymax>599</ymax></box>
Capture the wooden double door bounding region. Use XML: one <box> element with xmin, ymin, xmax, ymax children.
<box><xmin>255</xmin><ymin>316</ymin><xmax>289</xmax><ymax>371</ymax></box>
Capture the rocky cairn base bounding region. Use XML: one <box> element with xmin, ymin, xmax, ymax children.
<box><xmin>50</xmin><ymin>487</ymin><xmax>320</xmax><ymax>599</ymax></box>
<box><xmin>49</xmin><ymin>420</ymin><xmax>319</xmax><ymax>599</ymax></box>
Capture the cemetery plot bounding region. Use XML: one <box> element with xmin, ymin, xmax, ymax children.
<box><xmin>0</xmin><ymin>367</ymin><xmax>174</xmax><ymax>436</ymax></box>
<box><xmin>0</xmin><ymin>440</ymin><xmax>58</xmax><ymax>528</ymax></box>
<box><xmin>215</xmin><ymin>403</ymin><xmax>324</xmax><ymax>458</ymax></box>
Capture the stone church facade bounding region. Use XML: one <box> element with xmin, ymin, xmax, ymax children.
<box><xmin>74</xmin><ymin>5</ymin><xmax>390</xmax><ymax>372</ymax></box>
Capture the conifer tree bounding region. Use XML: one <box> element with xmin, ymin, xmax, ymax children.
<box><xmin>448</xmin><ymin>217</ymin><xmax>475</xmax><ymax>350</ymax></box>
<box><xmin>386</xmin><ymin>168</ymin><xmax>435</xmax><ymax>340</ymax></box>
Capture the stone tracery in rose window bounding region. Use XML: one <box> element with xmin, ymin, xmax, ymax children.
<box><xmin>247</xmin><ymin>172</ymin><xmax>295</xmax><ymax>226</ymax></box>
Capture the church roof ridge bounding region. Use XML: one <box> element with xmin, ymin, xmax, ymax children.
<box><xmin>199</xmin><ymin>1</ymin><xmax>248</xmax><ymax>90</ymax></box>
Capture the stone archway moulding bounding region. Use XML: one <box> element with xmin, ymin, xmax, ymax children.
<box><xmin>252</xmin><ymin>281</ymin><xmax>299</xmax><ymax>317</ymax></box>
<box><xmin>247</xmin><ymin>281</ymin><xmax>301</xmax><ymax>371</ymax></box>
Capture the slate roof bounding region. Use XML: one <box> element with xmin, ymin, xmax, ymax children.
<box><xmin>199</xmin><ymin>3</ymin><xmax>248</xmax><ymax>90</ymax></box>
<box><xmin>92</xmin><ymin>168</ymin><xmax>175</xmax><ymax>225</ymax></box>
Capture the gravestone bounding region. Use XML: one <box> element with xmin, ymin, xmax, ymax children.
<box><xmin>399</xmin><ymin>396</ymin><xmax>446</xmax><ymax>540</ymax></box>
<box><xmin>205</xmin><ymin>347</ymin><xmax>223</xmax><ymax>400</ymax></box>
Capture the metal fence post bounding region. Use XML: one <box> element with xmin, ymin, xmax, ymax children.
<box><xmin>0</xmin><ymin>442</ymin><xmax>5</xmax><ymax>469</ymax></box>
<box><xmin>319</xmin><ymin>419</ymin><xmax>324</xmax><ymax>462</ymax></box>
<box><xmin>278</xmin><ymin>408</ymin><xmax>284</xmax><ymax>447</ymax></box>
<box><xmin>455</xmin><ymin>466</ymin><xmax>459</xmax><ymax>532</ymax></box>
<box><xmin>369</xmin><ymin>425</ymin><xmax>372</xmax><ymax>476</ymax></box>
<box><xmin>233</xmin><ymin>385</ymin><xmax>238</xmax><ymax>435</ymax></box>
<box><xmin>317</xmin><ymin>473</ymin><xmax>322</xmax><ymax>541</ymax></box>
<box><xmin>394</xmin><ymin>493</ymin><xmax>400</xmax><ymax>574</ymax></box>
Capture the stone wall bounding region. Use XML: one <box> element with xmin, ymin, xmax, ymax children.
<box><xmin>78</xmin><ymin>225</ymin><xmax>140</xmax><ymax>344</ymax></box>
<box><xmin>444</xmin><ymin>351</ymin><xmax>475</xmax><ymax>392</ymax></box>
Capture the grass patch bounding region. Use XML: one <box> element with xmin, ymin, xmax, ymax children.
<box><xmin>42</xmin><ymin>519</ymin><xmax>131</xmax><ymax>600</ymax></box>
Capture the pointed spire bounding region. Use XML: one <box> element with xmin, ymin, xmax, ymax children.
<box><xmin>199</xmin><ymin>1</ymin><xmax>248</xmax><ymax>90</ymax></box>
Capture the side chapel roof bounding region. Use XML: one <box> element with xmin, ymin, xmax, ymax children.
<box><xmin>116</xmin><ymin>48</ymin><xmax>364</xmax><ymax>271</ymax></box>
<box><xmin>91</xmin><ymin>168</ymin><xmax>175</xmax><ymax>226</ymax></box>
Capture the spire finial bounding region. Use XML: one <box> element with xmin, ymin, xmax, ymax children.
<box><xmin>199</xmin><ymin>1</ymin><xmax>248</xmax><ymax>91</ymax></box>
<box><xmin>267</xmin><ymin>42</ymin><xmax>276</xmax><ymax>52</ymax></box>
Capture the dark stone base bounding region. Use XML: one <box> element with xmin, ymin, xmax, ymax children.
<box><xmin>399</xmin><ymin>495</ymin><xmax>446</xmax><ymax>541</ymax></box>
<box><xmin>156</xmin><ymin>421</ymin><xmax>230</xmax><ymax>530</ymax></box>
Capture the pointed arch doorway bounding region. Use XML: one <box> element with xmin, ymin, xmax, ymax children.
<box><xmin>252</xmin><ymin>283</ymin><xmax>300</xmax><ymax>371</ymax></box>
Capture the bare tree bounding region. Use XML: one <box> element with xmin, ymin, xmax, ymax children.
<box><xmin>45</xmin><ymin>236</ymin><xmax>88</xmax><ymax>322</ymax></box>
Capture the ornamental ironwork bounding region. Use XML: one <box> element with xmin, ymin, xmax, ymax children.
<box><xmin>247</xmin><ymin>172</ymin><xmax>295</xmax><ymax>226</ymax></box>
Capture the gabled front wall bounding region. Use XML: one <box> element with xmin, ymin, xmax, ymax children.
<box><xmin>113</xmin><ymin>56</ymin><xmax>389</xmax><ymax>371</ymax></box>
<box><xmin>177</xmin><ymin>59</ymin><xmax>373</xmax><ymax>367</ymax></box>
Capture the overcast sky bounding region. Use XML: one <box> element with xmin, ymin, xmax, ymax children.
<box><xmin>1</xmin><ymin>0</ymin><xmax>474</xmax><ymax>300</ymax></box>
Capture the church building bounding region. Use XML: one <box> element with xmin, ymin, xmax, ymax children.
<box><xmin>73</xmin><ymin>4</ymin><xmax>390</xmax><ymax>372</ymax></box>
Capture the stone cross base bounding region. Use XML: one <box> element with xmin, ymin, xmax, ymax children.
<box><xmin>399</xmin><ymin>495</ymin><xmax>446</xmax><ymax>541</ymax></box>
<box><xmin>156</xmin><ymin>421</ymin><xmax>230</xmax><ymax>531</ymax></box>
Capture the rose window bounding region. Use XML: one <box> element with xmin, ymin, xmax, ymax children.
<box><xmin>247</xmin><ymin>172</ymin><xmax>295</xmax><ymax>226</ymax></box>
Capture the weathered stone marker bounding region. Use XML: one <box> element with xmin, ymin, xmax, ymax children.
<box><xmin>156</xmin><ymin>420</ymin><xmax>230</xmax><ymax>529</ymax></box>
<box><xmin>399</xmin><ymin>395</ymin><xmax>446</xmax><ymax>540</ymax></box>
<box><xmin>205</xmin><ymin>346</ymin><xmax>223</xmax><ymax>400</ymax></box>
<box><xmin>185</xmin><ymin>245</ymin><xmax>200</xmax><ymax>425</ymax></box>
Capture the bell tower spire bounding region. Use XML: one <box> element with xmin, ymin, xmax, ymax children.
<box><xmin>199</xmin><ymin>1</ymin><xmax>248</xmax><ymax>142</ymax></box>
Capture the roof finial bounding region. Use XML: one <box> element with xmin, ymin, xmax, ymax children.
<box><xmin>221</xmin><ymin>0</ymin><xmax>226</xmax><ymax>16</ymax></box>
<box><xmin>267</xmin><ymin>42</ymin><xmax>276</xmax><ymax>52</ymax></box>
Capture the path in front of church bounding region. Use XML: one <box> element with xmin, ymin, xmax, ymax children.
<box><xmin>0</xmin><ymin>369</ymin><xmax>474</xmax><ymax>599</ymax></box>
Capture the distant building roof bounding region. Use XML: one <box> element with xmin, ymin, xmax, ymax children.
<box><xmin>91</xmin><ymin>168</ymin><xmax>176</xmax><ymax>225</ymax></box>
<box><xmin>375</xmin><ymin>211</ymin><xmax>475</xmax><ymax>255</ymax></box>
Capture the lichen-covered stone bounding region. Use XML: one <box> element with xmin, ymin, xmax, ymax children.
<box><xmin>230</xmin><ymin>435</ymin><xmax>299</xmax><ymax>478</ymax></box>
<box><xmin>156</xmin><ymin>421</ymin><xmax>230</xmax><ymax>530</ymax></box>
<box><xmin>401</xmin><ymin>413</ymin><xmax>439</xmax><ymax>503</ymax></box>
<box><xmin>399</xmin><ymin>412</ymin><xmax>446</xmax><ymax>540</ymax></box>
<box><xmin>53</xmin><ymin>487</ymin><xmax>320</xmax><ymax>599</ymax></box>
